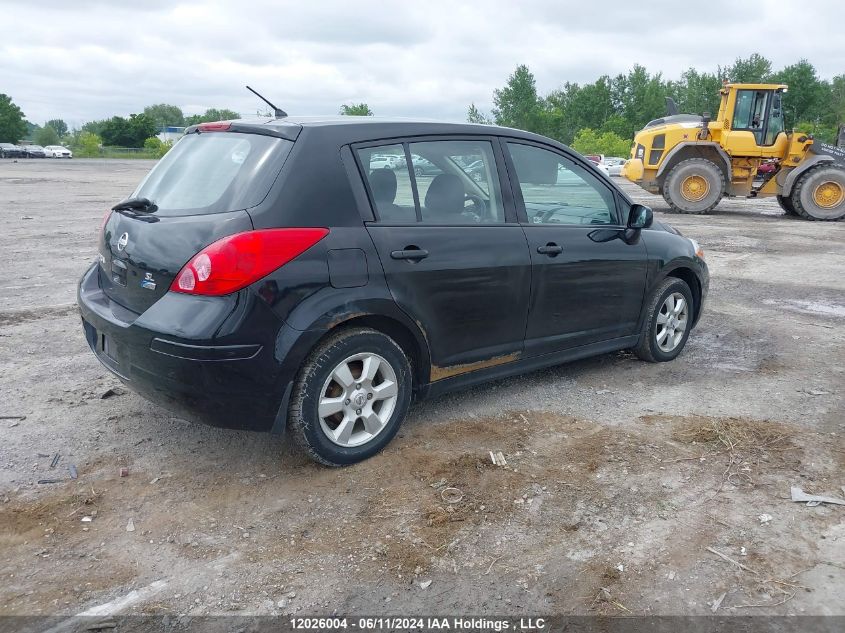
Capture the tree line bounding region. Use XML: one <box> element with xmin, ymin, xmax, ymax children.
<box><xmin>468</xmin><ymin>54</ymin><xmax>844</xmax><ymax>156</ymax></box>
<box><xmin>0</xmin><ymin>96</ymin><xmax>377</xmax><ymax>158</ymax></box>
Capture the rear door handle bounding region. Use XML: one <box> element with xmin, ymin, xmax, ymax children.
<box><xmin>391</xmin><ymin>248</ymin><xmax>429</xmax><ymax>261</ymax></box>
<box><xmin>537</xmin><ymin>243</ymin><xmax>563</xmax><ymax>256</ymax></box>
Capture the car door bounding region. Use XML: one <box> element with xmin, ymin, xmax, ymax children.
<box><xmin>503</xmin><ymin>140</ymin><xmax>647</xmax><ymax>354</ymax></box>
<box><xmin>356</xmin><ymin>138</ymin><xmax>532</xmax><ymax>377</ymax></box>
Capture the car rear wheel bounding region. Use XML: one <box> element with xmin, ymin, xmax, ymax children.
<box><xmin>662</xmin><ymin>158</ymin><xmax>725</xmax><ymax>214</ymax></box>
<box><xmin>633</xmin><ymin>277</ymin><xmax>694</xmax><ymax>362</ymax></box>
<box><xmin>288</xmin><ymin>327</ymin><xmax>412</xmax><ymax>466</ymax></box>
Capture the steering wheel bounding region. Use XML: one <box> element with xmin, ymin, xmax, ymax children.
<box><xmin>463</xmin><ymin>194</ymin><xmax>488</xmax><ymax>222</ymax></box>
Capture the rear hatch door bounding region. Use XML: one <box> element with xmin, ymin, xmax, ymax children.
<box><xmin>98</xmin><ymin>130</ymin><xmax>294</xmax><ymax>315</ymax></box>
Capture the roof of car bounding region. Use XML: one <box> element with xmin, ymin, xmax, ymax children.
<box><xmin>188</xmin><ymin>115</ymin><xmax>557</xmax><ymax>147</ymax></box>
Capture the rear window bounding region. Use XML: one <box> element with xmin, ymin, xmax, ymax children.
<box><xmin>130</xmin><ymin>132</ymin><xmax>292</xmax><ymax>216</ymax></box>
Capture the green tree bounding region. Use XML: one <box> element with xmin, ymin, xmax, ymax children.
<box><xmin>143</xmin><ymin>104</ymin><xmax>185</xmax><ymax>130</ymax></box>
<box><xmin>466</xmin><ymin>103</ymin><xmax>491</xmax><ymax>124</ymax></box>
<box><xmin>0</xmin><ymin>94</ymin><xmax>28</xmax><ymax>143</ymax></box>
<box><xmin>770</xmin><ymin>60</ymin><xmax>827</xmax><ymax>126</ymax></box>
<box><xmin>35</xmin><ymin>125</ymin><xmax>60</xmax><ymax>146</ymax></box>
<box><xmin>340</xmin><ymin>103</ymin><xmax>373</xmax><ymax>116</ymax></box>
<box><xmin>24</xmin><ymin>120</ymin><xmax>41</xmax><ymax>141</ymax></box>
<box><xmin>74</xmin><ymin>131</ymin><xmax>101</xmax><ymax>157</ymax></box>
<box><xmin>669</xmin><ymin>68</ymin><xmax>721</xmax><ymax>116</ymax></box>
<box><xmin>82</xmin><ymin>119</ymin><xmax>107</xmax><ymax>136</ymax></box>
<box><xmin>101</xmin><ymin>113</ymin><xmax>157</xmax><ymax>147</ymax></box>
<box><xmin>184</xmin><ymin>108</ymin><xmax>240</xmax><ymax>125</ymax></box>
<box><xmin>143</xmin><ymin>136</ymin><xmax>172</xmax><ymax>158</ymax></box>
<box><xmin>611</xmin><ymin>65</ymin><xmax>667</xmax><ymax>138</ymax></box>
<box><xmin>571</xmin><ymin>128</ymin><xmax>631</xmax><ymax>158</ymax></box>
<box><xmin>727</xmin><ymin>54</ymin><xmax>772</xmax><ymax>83</ymax></box>
<box><xmin>45</xmin><ymin>119</ymin><xmax>68</xmax><ymax>137</ymax></box>
<box><xmin>829</xmin><ymin>75</ymin><xmax>845</xmax><ymax>128</ymax></box>
<box><xmin>492</xmin><ymin>64</ymin><xmax>542</xmax><ymax>132</ymax></box>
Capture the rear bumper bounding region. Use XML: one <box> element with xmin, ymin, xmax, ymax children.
<box><xmin>77</xmin><ymin>263</ymin><xmax>296</xmax><ymax>432</ymax></box>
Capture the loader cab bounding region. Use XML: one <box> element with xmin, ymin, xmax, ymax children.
<box><xmin>720</xmin><ymin>83</ymin><xmax>788</xmax><ymax>153</ymax></box>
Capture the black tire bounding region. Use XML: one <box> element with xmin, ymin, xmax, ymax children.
<box><xmin>789</xmin><ymin>165</ymin><xmax>845</xmax><ymax>221</ymax></box>
<box><xmin>288</xmin><ymin>327</ymin><xmax>412</xmax><ymax>466</ymax></box>
<box><xmin>633</xmin><ymin>277</ymin><xmax>694</xmax><ymax>363</ymax></box>
<box><xmin>776</xmin><ymin>194</ymin><xmax>797</xmax><ymax>216</ymax></box>
<box><xmin>662</xmin><ymin>158</ymin><xmax>725</xmax><ymax>214</ymax></box>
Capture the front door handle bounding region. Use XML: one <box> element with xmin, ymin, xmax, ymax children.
<box><xmin>537</xmin><ymin>243</ymin><xmax>563</xmax><ymax>256</ymax></box>
<box><xmin>391</xmin><ymin>248</ymin><xmax>429</xmax><ymax>261</ymax></box>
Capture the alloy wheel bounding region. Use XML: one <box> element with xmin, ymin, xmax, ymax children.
<box><xmin>318</xmin><ymin>352</ymin><xmax>399</xmax><ymax>447</ymax></box>
<box><xmin>656</xmin><ymin>292</ymin><xmax>689</xmax><ymax>353</ymax></box>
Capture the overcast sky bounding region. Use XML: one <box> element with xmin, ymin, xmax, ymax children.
<box><xmin>3</xmin><ymin>0</ymin><xmax>844</xmax><ymax>128</ymax></box>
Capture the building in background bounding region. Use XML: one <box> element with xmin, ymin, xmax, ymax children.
<box><xmin>156</xmin><ymin>126</ymin><xmax>185</xmax><ymax>143</ymax></box>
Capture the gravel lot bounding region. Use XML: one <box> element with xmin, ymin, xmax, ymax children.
<box><xmin>1</xmin><ymin>158</ymin><xmax>843</xmax><ymax>617</ymax></box>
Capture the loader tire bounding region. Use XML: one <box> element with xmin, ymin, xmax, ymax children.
<box><xmin>790</xmin><ymin>165</ymin><xmax>845</xmax><ymax>221</ymax></box>
<box><xmin>776</xmin><ymin>195</ymin><xmax>798</xmax><ymax>216</ymax></box>
<box><xmin>662</xmin><ymin>158</ymin><xmax>725</xmax><ymax>214</ymax></box>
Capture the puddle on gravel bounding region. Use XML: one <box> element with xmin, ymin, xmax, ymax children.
<box><xmin>764</xmin><ymin>298</ymin><xmax>845</xmax><ymax>319</ymax></box>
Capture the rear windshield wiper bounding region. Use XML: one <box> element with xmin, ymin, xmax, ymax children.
<box><xmin>112</xmin><ymin>197</ymin><xmax>158</xmax><ymax>213</ymax></box>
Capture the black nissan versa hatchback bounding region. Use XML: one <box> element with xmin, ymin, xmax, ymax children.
<box><xmin>78</xmin><ymin>117</ymin><xmax>709</xmax><ymax>466</ymax></box>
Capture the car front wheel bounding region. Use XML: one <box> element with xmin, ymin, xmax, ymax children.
<box><xmin>288</xmin><ymin>327</ymin><xmax>412</xmax><ymax>466</ymax></box>
<box><xmin>633</xmin><ymin>277</ymin><xmax>694</xmax><ymax>362</ymax></box>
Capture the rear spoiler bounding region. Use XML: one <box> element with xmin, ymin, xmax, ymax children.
<box><xmin>184</xmin><ymin>120</ymin><xmax>301</xmax><ymax>142</ymax></box>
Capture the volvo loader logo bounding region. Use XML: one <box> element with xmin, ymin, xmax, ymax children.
<box><xmin>117</xmin><ymin>232</ymin><xmax>129</xmax><ymax>251</ymax></box>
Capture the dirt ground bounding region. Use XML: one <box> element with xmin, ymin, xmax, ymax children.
<box><xmin>0</xmin><ymin>159</ymin><xmax>843</xmax><ymax>617</ymax></box>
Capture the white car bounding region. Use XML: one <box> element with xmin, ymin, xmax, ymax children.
<box><xmin>586</xmin><ymin>158</ymin><xmax>610</xmax><ymax>178</ymax></box>
<box><xmin>44</xmin><ymin>145</ymin><xmax>73</xmax><ymax>158</ymax></box>
<box><xmin>369</xmin><ymin>154</ymin><xmax>397</xmax><ymax>170</ymax></box>
<box><xmin>603</xmin><ymin>157</ymin><xmax>626</xmax><ymax>176</ymax></box>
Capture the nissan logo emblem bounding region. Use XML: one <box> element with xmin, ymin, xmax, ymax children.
<box><xmin>117</xmin><ymin>232</ymin><xmax>129</xmax><ymax>251</ymax></box>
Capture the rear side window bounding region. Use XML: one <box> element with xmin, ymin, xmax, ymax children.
<box><xmin>131</xmin><ymin>132</ymin><xmax>292</xmax><ymax>216</ymax></box>
<box><xmin>355</xmin><ymin>144</ymin><xmax>416</xmax><ymax>222</ymax></box>
<box><xmin>357</xmin><ymin>139</ymin><xmax>504</xmax><ymax>224</ymax></box>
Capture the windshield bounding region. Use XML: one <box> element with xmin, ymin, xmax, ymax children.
<box><xmin>130</xmin><ymin>132</ymin><xmax>293</xmax><ymax>216</ymax></box>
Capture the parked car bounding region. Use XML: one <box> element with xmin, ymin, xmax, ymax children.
<box><xmin>604</xmin><ymin>157</ymin><xmax>627</xmax><ymax>176</ymax></box>
<box><xmin>45</xmin><ymin>145</ymin><xmax>73</xmax><ymax>158</ymax></box>
<box><xmin>369</xmin><ymin>154</ymin><xmax>398</xmax><ymax>170</ymax></box>
<box><xmin>586</xmin><ymin>157</ymin><xmax>611</xmax><ymax>178</ymax></box>
<box><xmin>22</xmin><ymin>145</ymin><xmax>47</xmax><ymax>158</ymax></box>
<box><xmin>78</xmin><ymin>117</ymin><xmax>708</xmax><ymax>466</ymax></box>
<box><xmin>411</xmin><ymin>156</ymin><xmax>441</xmax><ymax>176</ymax></box>
<box><xmin>0</xmin><ymin>143</ymin><xmax>25</xmax><ymax>158</ymax></box>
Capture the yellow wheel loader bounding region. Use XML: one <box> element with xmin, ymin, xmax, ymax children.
<box><xmin>621</xmin><ymin>83</ymin><xmax>845</xmax><ymax>220</ymax></box>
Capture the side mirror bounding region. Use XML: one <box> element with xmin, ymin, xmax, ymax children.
<box><xmin>628</xmin><ymin>204</ymin><xmax>653</xmax><ymax>229</ymax></box>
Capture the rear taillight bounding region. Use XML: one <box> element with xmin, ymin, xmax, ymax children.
<box><xmin>171</xmin><ymin>228</ymin><xmax>329</xmax><ymax>296</ymax></box>
<box><xmin>197</xmin><ymin>121</ymin><xmax>231</xmax><ymax>132</ymax></box>
<box><xmin>100</xmin><ymin>211</ymin><xmax>112</xmax><ymax>237</ymax></box>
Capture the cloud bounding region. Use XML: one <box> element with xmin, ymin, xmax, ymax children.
<box><xmin>2</xmin><ymin>0</ymin><xmax>843</xmax><ymax>127</ymax></box>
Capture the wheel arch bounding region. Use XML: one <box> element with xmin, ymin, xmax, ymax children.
<box><xmin>637</xmin><ymin>262</ymin><xmax>704</xmax><ymax>333</ymax></box>
<box><xmin>329</xmin><ymin>313</ymin><xmax>431</xmax><ymax>388</ymax></box>
<box><xmin>656</xmin><ymin>142</ymin><xmax>731</xmax><ymax>187</ymax></box>
<box><xmin>663</xmin><ymin>266</ymin><xmax>702</xmax><ymax>325</ymax></box>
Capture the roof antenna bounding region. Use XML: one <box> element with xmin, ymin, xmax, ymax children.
<box><xmin>246</xmin><ymin>85</ymin><xmax>287</xmax><ymax>118</ymax></box>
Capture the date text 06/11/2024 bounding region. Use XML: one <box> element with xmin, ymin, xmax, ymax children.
<box><xmin>289</xmin><ymin>617</ymin><xmax>549</xmax><ymax>631</ymax></box>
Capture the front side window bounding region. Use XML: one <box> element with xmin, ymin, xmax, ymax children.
<box><xmin>357</xmin><ymin>139</ymin><xmax>504</xmax><ymax>224</ymax></box>
<box><xmin>507</xmin><ymin>143</ymin><xmax>616</xmax><ymax>225</ymax></box>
